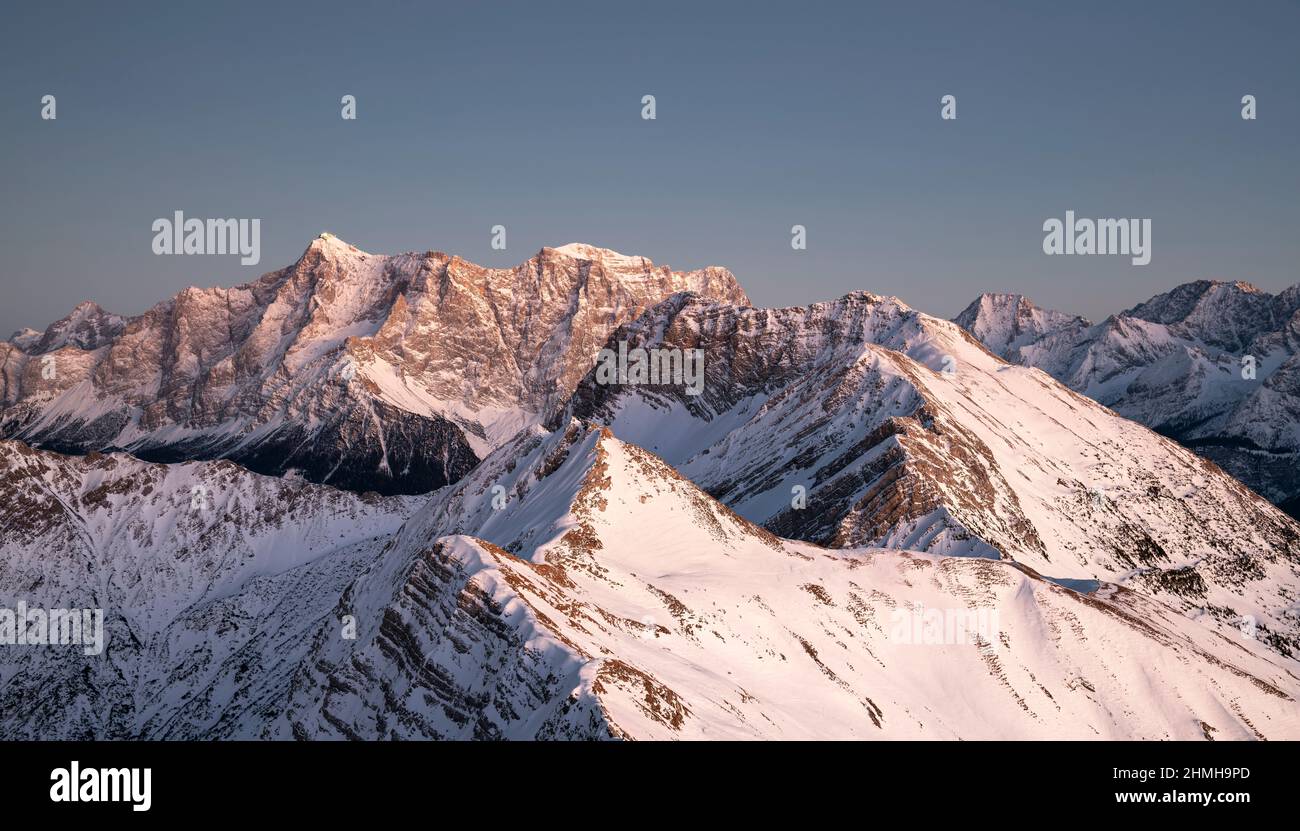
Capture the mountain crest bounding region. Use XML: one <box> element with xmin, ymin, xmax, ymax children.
<box><xmin>0</xmin><ymin>236</ymin><xmax>753</xmax><ymax>494</ymax></box>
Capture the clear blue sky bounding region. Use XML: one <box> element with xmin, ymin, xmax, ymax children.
<box><xmin>2</xmin><ymin>0</ymin><xmax>1297</xmax><ymax>337</ymax></box>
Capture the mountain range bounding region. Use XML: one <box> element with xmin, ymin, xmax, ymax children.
<box><xmin>3</xmin><ymin>238</ymin><xmax>1298</xmax><ymax>740</ymax></box>
<box><xmin>954</xmin><ymin>281</ymin><xmax>1300</xmax><ymax>519</ymax></box>
<box><xmin>0</xmin><ymin>234</ymin><xmax>745</xmax><ymax>494</ymax></box>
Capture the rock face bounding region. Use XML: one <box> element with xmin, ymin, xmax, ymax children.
<box><xmin>0</xmin><ymin>235</ymin><xmax>747</xmax><ymax>495</ymax></box>
<box><xmin>558</xmin><ymin>291</ymin><xmax>1300</xmax><ymax>657</ymax></box>
<box><xmin>3</xmin><ymin>431</ymin><xmax>1297</xmax><ymax>740</ymax></box>
<box><xmin>954</xmin><ymin>281</ymin><xmax>1300</xmax><ymax>518</ymax></box>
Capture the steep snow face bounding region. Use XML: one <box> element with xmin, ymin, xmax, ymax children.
<box><xmin>276</xmin><ymin>424</ymin><xmax>1300</xmax><ymax>740</ymax></box>
<box><xmin>557</xmin><ymin>293</ymin><xmax>1300</xmax><ymax>657</ymax></box>
<box><xmin>0</xmin><ymin>440</ymin><xmax>419</xmax><ymax>739</ymax></box>
<box><xmin>955</xmin><ymin>281</ymin><xmax>1300</xmax><ymax>518</ymax></box>
<box><xmin>0</xmin><ymin>236</ymin><xmax>748</xmax><ymax>494</ymax></box>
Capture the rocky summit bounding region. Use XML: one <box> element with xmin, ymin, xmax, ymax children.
<box><xmin>0</xmin><ymin>235</ymin><xmax>746</xmax><ymax>494</ymax></box>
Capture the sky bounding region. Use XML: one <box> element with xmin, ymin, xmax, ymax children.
<box><xmin>2</xmin><ymin>0</ymin><xmax>1297</xmax><ymax>338</ymax></box>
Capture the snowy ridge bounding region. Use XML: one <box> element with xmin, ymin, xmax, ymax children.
<box><xmin>276</xmin><ymin>424</ymin><xmax>1300</xmax><ymax>739</ymax></box>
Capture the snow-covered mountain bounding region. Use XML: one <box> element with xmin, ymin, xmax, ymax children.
<box><xmin>952</xmin><ymin>292</ymin><xmax>1090</xmax><ymax>359</ymax></box>
<box><xmin>0</xmin><ymin>235</ymin><xmax>746</xmax><ymax>495</ymax></box>
<box><xmin>5</xmin><ymin>432</ymin><xmax>1298</xmax><ymax>739</ymax></box>
<box><xmin>5</xmin><ymin>244</ymin><xmax>1300</xmax><ymax>740</ymax></box>
<box><xmin>286</xmin><ymin>423</ymin><xmax>1300</xmax><ymax>739</ymax></box>
<box><xmin>0</xmin><ymin>440</ymin><xmax>419</xmax><ymax>739</ymax></box>
<box><xmin>557</xmin><ymin>291</ymin><xmax>1300</xmax><ymax>657</ymax></box>
<box><xmin>955</xmin><ymin>281</ymin><xmax>1300</xmax><ymax>518</ymax></box>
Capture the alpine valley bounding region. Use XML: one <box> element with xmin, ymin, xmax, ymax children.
<box><xmin>2</xmin><ymin>237</ymin><xmax>1298</xmax><ymax>740</ymax></box>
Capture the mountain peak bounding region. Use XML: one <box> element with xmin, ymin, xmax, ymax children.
<box><xmin>18</xmin><ymin>300</ymin><xmax>127</xmax><ymax>354</ymax></box>
<box><xmin>1121</xmin><ymin>278</ymin><xmax>1278</xmax><ymax>352</ymax></box>
<box><xmin>290</xmin><ymin>409</ymin><xmax>1300</xmax><ymax>739</ymax></box>
<box><xmin>957</xmin><ymin>292</ymin><xmax>1052</xmax><ymax>321</ymax></box>
<box><xmin>6</xmin><ymin>328</ymin><xmax>42</xmax><ymax>349</ymax></box>
<box><xmin>953</xmin><ymin>292</ymin><xmax>1090</xmax><ymax>359</ymax></box>
<box><xmin>549</xmin><ymin>242</ymin><xmax>642</xmax><ymax>262</ymax></box>
<box><xmin>303</xmin><ymin>231</ymin><xmax>371</xmax><ymax>260</ymax></box>
<box><xmin>1122</xmin><ymin>279</ymin><xmax>1264</xmax><ymax>320</ymax></box>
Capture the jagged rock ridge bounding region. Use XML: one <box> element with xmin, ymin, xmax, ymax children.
<box><xmin>0</xmin><ymin>235</ymin><xmax>747</xmax><ymax>494</ymax></box>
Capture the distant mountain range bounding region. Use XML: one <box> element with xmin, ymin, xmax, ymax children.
<box><xmin>2</xmin><ymin>239</ymin><xmax>1298</xmax><ymax>739</ymax></box>
<box><xmin>955</xmin><ymin>280</ymin><xmax>1300</xmax><ymax>519</ymax></box>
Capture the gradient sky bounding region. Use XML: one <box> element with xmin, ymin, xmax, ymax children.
<box><xmin>2</xmin><ymin>0</ymin><xmax>1297</xmax><ymax>338</ymax></box>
